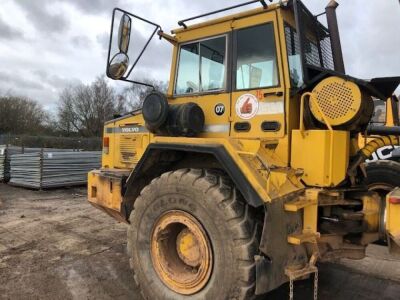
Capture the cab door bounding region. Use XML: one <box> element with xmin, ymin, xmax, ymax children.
<box><xmin>230</xmin><ymin>12</ymin><xmax>286</xmax><ymax>139</ymax></box>
<box><xmin>170</xmin><ymin>28</ymin><xmax>232</xmax><ymax>138</ymax></box>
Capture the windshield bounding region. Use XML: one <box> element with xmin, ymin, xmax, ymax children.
<box><xmin>235</xmin><ymin>23</ymin><xmax>279</xmax><ymax>90</ymax></box>
<box><xmin>175</xmin><ymin>36</ymin><xmax>226</xmax><ymax>95</ymax></box>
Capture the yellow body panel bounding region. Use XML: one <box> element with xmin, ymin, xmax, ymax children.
<box><xmin>102</xmin><ymin>114</ymin><xmax>150</xmax><ymax>169</ymax></box>
<box><xmin>386</xmin><ymin>188</ymin><xmax>400</xmax><ymax>254</ymax></box>
<box><xmin>88</xmin><ymin>170</ymin><xmax>123</xmax><ymax>211</ymax></box>
<box><xmin>291</xmin><ymin>130</ymin><xmax>349</xmax><ymax>187</ymax></box>
<box><xmin>88</xmin><ymin>169</ymin><xmax>128</xmax><ymax>223</ymax></box>
<box><xmin>151</xmin><ymin>136</ymin><xmax>274</xmax><ymax>203</ymax></box>
<box><xmin>387</xmin><ymin>188</ymin><xmax>400</xmax><ymax>236</ymax></box>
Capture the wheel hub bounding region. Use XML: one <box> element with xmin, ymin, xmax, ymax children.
<box><xmin>176</xmin><ymin>228</ymin><xmax>201</xmax><ymax>267</ymax></box>
<box><xmin>150</xmin><ymin>210</ymin><xmax>212</xmax><ymax>295</ymax></box>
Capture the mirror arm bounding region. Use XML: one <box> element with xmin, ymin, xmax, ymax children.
<box><xmin>114</xmin><ymin>8</ymin><xmax>161</xmax><ymax>28</ymax></box>
<box><xmin>125</xmin><ymin>26</ymin><xmax>160</xmax><ymax>78</ymax></box>
<box><xmin>121</xmin><ymin>78</ymin><xmax>155</xmax><ymax>90</ymax></box>
<box><xmin>157</xmin><ymin>30</ymin><xmax>177</xmax><ymax>45</ymax></box>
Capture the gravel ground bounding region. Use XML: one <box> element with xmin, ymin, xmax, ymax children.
<box><xmin>1</xmin><ymin>183</ymin><xmax>400</xmax><ymax>300</ymax></box>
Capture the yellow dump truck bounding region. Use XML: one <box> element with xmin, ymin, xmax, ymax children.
<box><xmin>88</xmin><ymin>0</ymin><xmax>400</xmax><ymax>298</ymax></box>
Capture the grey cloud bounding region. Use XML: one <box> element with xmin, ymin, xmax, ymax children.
<box><xmin>61</xmin><ymin>0</ymin><xmax>121</xmax><ymax>15</ymax></box>
<box><xmin>0</xmin><ymin>71</ymin><xmax>12</xmax><ymax>82</ymax></box>
<box><xmin>0</xmin><ymin>69</ymin><xmax>82</xmax><ymax>109</ymax></box>
<box><xmin>0</xmin><ymin>17</ymin><xmax>23</xmax><ymax>40</ymax></box>
<box><xmin>71</xmin><ymin>35</ymin><xmax>92</xmax><ymax>48</ymax></box>
<box><xmin>32</xmin><ymin>70</ymin><xmax>81</xmax><ymax>89</ymax></box>
<box><xmin>14</xmin><ymin>0</ymin><xmax>69</xmax><ymax>34</ymax></box>
<box><xmin>96</xmin><ymin>32</ymin><xmax>109</xmax><ymax>52</ymax></box>
<box><xmin>0</xmin><ymin>71</ymin><xmax>44</xmax><ymax>90</ymax></box>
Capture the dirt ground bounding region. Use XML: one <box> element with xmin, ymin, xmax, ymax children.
<box><xmin>1</xmin><ymin>183</ymin><xmax>400</xmax><ymax>300</ymax></box>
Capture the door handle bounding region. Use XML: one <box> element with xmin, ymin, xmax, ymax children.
<box><xmin>264</xmin><ymin>91</ymin><xmax>283</xmax><ymax>97</ymax></box>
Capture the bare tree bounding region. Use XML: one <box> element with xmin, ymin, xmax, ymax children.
<box><xmin>57</xmin><ymin>76</ymin><xmax>168</xmax><ymax>137</ymax></box>
<box><xmin>57</xmin><ymin>76</ymin><xmax>124</xmax><ymax>137</ymax></box>
<box><xmin>123</xmin><ymin>79</ymin><xmax>168</xmax><ymax>110</ymax></box>
<box><xmin>0</xmin><ymin>96</ymin><xmax>49</xmax><ymax>135</ymax></box>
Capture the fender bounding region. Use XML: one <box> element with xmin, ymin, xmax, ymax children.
<box><xmin>122</xmin><ymin>142</ymin><xmax>264</xmax><ymax>220</ymax></box>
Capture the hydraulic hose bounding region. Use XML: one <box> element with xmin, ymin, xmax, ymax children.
<box><xmin>347</xmin><ymin>135</ymin><xmax>400</xmax><ymax>179</ymax></box>
<box><xmin>360</xmin><ymin>135</ymin><xmax>399</xmax><ymax>158</ymax></box>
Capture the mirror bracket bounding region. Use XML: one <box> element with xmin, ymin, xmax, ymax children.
<box><xmin>107</xmin><ymin>8</ymin><xmax>162</xmax><ymax>89</ymax></box>
<box><xmin>157</xmin><ymin>30</ymin><xmax>177</xmax><ymax>45</ymax></box>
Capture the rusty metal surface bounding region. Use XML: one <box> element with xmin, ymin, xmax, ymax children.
<box><xmin>150</xmin><ymin>210</ymin><xmax>212</xmax><ymax>295</ymax></box>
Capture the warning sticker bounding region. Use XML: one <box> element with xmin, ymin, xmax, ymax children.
<box><xmin>235</xmin><ymin>94</ymin><xmax>259</xmax><ymax>120</ymax></box>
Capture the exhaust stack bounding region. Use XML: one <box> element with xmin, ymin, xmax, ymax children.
<box><xmin>325</xmin><ymin>0</ymin><xmax>345</xmax><ymax>74</ymax></box>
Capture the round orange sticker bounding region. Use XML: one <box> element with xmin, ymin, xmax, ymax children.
<box><xmin>235</xmin><ymin>94</ymin><xmax>259</xmax><ymax>119</ymax></box>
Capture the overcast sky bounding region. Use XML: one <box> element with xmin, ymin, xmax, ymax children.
<box><xmin>0</xmin><ymin>0</ymin><xmax>399</xmax><ymax>112</ymax></box>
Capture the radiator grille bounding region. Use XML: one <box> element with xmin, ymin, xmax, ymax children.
<box><xmin>120</xmin><ymin>135</ymin><xmax>139</xmax><ymax>164</ymax></box>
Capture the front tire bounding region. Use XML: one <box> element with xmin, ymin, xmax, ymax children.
<box><xmin>127</xmin><ymin>169</ymin><xmax>260</xmax><ymax>300</ymax></box>
<box><xmin>365</xmin><ymin>160</ymin><xmax>400</xmax><ymax>193</ymax></box>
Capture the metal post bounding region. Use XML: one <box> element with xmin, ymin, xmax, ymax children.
<box><xmin>325</xmin><ymin>0</ymin><xmax>345</xmax><ymax>74</ymax></box>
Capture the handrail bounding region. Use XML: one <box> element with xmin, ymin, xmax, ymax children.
<box><xmin>177</xmin><ymin>0</ymin><xmax>270</xmax><ymax>29</ymax></box>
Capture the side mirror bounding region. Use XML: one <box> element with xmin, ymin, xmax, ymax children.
<box><xmin>118</xmin><ymin>14</ymin><xmax>131</xmax><ymax>54</ymax></box>
<box><xmin>106</xmin><ymin>8</ymin><xmax>161</xmax><ymax>83</ymax></box>
<box><xmin>108</xmin><ymin>53</ymin><xmax>129</xmax><ymax>80</ymax></box>
<box><xmin>107</xmin><ymin>13</ymin><xmax>131</xmax><ymax>80</ymax></box>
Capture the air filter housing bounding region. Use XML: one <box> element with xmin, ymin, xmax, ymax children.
<box><xmin>310</xmin><ymin>76</ymin><xmax>373</xmax><ymax>131</ymax></box>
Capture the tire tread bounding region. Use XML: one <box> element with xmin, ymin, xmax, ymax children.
<box><xmin>128</xmin><ymin>168</ymin><xmax>261</xmax><ymax>300</ymax></box>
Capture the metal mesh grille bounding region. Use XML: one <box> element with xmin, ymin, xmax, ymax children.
<box><xmin>285</xmin><ymin>23</ymin><xmax>334</xmax><ymax>71</ymax></box>
<box><xmin>320</xmin><ymin>36</ymin><xmax>334</xmax><ymax>70</ymax></box>
<box><xmin>285</xmin><ymin>3</ymin><xmax>335</xmax><ymax>72</ymax></box>
<box><xmin>305</xmin><ymin>40</ymin><xmax>321</xmax><ymax>67</ymax></box>
<box><xmin>315</xmin><ymin>82</ymin><xmax>354</xmax><ymax>119</ymax></box>
<box><xmin>285</xmin><ymin>25</ymin><xmax>300</xmax><ymax>56</ymax></box>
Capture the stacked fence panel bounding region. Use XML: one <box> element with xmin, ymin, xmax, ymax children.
<box><xmin>0</xmin><ymin>147</ymin><xmax>6</xmax><ymax>182</ymax></box>
<box><xmin>0</xmin><ymin>146</ymin><xmax>43</xmax><ymax>182</ymax></box>
<box><xmin>9</xmin><ymin>151</ymin><xmax>101</xmax><ymax>189</ymax></box>
<box><xmin>0</xmin><ymin>146</ymin><xmax>24</xmax><ymax>182</ymax></box>
<box><xmin>9</xmin><ymin>153</ymin><xmax>41</xmax><ymax>188</ymax></box>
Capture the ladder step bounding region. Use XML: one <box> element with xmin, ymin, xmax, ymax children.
<box><xmin>285</xmin><ymin>197</ymin><xmax>314</xmax><ymax>212</ymax></box>
<box><xmin>285</xmin><ymin>264</ymin><xmax>318</xmax><ymax>280</ymax></box>
<box><xmin>288</xmin><ymin>232</ymin><xmax>320</xmax><ymax>245</ymax></box>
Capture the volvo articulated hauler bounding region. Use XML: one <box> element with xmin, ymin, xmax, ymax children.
<box><xmin>88</xmin><ymin>0</ymin><xmax>400</xmax><ymax>299</ymax></box>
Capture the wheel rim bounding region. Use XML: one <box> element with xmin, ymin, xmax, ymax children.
<box><xmin>368</xmin><ymin>183</ymin><xmax>393</xmax><ymax>241</ymax></box>
<box><xmin>368</xmin><ymin>183</ymin><xmax>394</xmax><ymax>193</ymax></box>
<box><xmin>150</xmin><ymin>210</ymin><xmax>213</xmax><ymax>295</ymax></box>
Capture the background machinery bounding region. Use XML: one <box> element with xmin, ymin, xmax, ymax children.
<box><xmin>364</xmin><ymin>95</ymin><xmax>400</xmax><ymax>195</ymax></box>
<box><xmin>88</xmin><ymin>0</ymin><xmax>400</xmax><ymax>299</ymax></box>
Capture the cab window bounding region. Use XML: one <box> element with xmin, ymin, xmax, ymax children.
<box><xmin>175</xmin><ymin>36</ymin><xmax>226</xmax><ymax>95</ymax></box>
<box><xmin>236</xmin><ymin>23</ymin><xmax>279</xmax><ymax>90</ymax></box>
<box><xmin>371</xmin><ymin>99</ymin><xmax>386</xmax><ymax>124</ymax></box>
